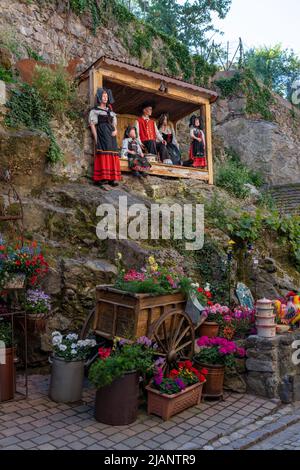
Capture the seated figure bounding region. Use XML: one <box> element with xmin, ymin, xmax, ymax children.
<box><xmin>157</xmin><ymin>113</ymin><xmax>182</xmax><ymax>166</ymax></box>
<box><xmin>121</xmin><ymin>126</ymin><xmax>151</xmax><ymax>178</ymax></box>
<box><xmin>135</xmin><ymin>101</ymin><xmax>169</xmax><ymax>163</ymax></box>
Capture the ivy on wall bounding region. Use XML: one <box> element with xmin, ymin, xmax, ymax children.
<box><xmin>215</xmin><ymin>69</ymin><xmax>274</xmax><ymax>121</ymax></box>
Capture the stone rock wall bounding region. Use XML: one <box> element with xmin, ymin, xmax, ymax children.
<box><xmin>213</xmin><ymin>74</ymin><xmax>300</xmax><ymax>186</ymax></box>
<box><xmin>0</xmin><ymin>0</ymin><xmax>129</xmax><ymax>67</ymax></box>
<box><xmin>246</xmin><ymin>333</ymin><xmax>300</xmax><ymax>402</ymax></box>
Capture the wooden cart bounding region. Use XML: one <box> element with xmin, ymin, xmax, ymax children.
<box><xmin>81</xmin><ymin>285</ymin><xmax>197</xmax><ymax>370</ymax></box>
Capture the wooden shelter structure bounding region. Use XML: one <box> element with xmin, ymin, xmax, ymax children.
<box><xmin>78</xmin><ymin>56</ymin><xmax>218</xmax><ymax>184</ymax></box>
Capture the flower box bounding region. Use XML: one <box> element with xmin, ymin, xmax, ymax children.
<box><xmin>146</xmin><ymin>381</ymin><xmax>204</xmax><ymax>421</ymax></box>
<box><xmin>95</xmin><ymin>285</ymin><xmax>186</xmax><ymax>340</ymax></box>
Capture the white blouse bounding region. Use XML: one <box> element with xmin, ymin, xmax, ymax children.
<box><xmin>88</xmin><ymin>107</ymin><xmax>117</xmax><ymax>128</ymax></box>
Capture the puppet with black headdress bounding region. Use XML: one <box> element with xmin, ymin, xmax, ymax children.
<box><xmin>188</xmin><ymin>115</ymin><xmax>206</xmax><ymax>168</ymax></box>
<box><xmin>135</xmin><ymin>101</ymin><xmax>169</xmax><ymax>163</ymax></box>
<box><xmin>121</xmin><ymin>126</ymin><xmax>151</xmax><ymax>177</ymax></box>
<box><xmin>88</xmin><ymin>88</ymin><xmax>121</xmax><ymax>187</ymax></box>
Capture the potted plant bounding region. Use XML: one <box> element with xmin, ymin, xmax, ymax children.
<box><xmin>88</xmin><ymin>337</ymin><xmax>155</xmax><ymax>425</ymax></box>
<box><xmin>199</xmin><ymin>303</ymin><xmax>230</xmax><ymax>338</ymax></box>
<box><xmin>49</xmin><ymin>331</ymin><xmax>96</xmax><ymax>403</ymax></box>
<box><xmin>0</xmin><ymin>319</ymin><xmax>15</xmax><ymax>402</ymax></box>
<box><xmin>219</xmin><ymin>306</ymin><xmax>256</xmax><ymax>340</ymax></box>
<box><xmin>194</xmin><ymin>336</ymin><xmax>246</xmax><ymax>398</ymax></box>
<box><xmin>23</xmin><ymin>289</ymin><xmax>51</xmax><ymax>333</ymax></box>
<box><xmin>146</xmin><ymin>360</ymin><xmax>207</xmax><ymax>421</ymax></box>
<box><xmin>0</xmin><ymin>238</ymin><xmax>49</xmax><ymax>289</ymax></box>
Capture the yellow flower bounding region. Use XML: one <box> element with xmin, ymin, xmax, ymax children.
<box><xmin>148</xmin><ymin>256</ymin><xmax>156</xmax><ymax>265</ymax></box>
<box><xmin>228</xmin><ymin>240</ymin><xmax>236</xmax><ymax>246</ymax></box>
<box><xmin>117</xmin><ymin>252</ymin><xmax>122</xmax><ymax>260</ymax></box>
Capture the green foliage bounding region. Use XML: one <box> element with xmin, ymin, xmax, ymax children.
<box><xmin>32</xmin><ymin>65</ymin><xmax>75</xmax><ymax>117</ymax></box>
<box><xmin>25</xmin><ymin>45</ymin><xmax>45</xmax><ymax>62</ymax></box>
<box><xmin>131</xmin><ymin>27</ymin><xmax>153</xmax><ymax>59</ymax></box>
<box><xmin>0</xmin><ymin>66</ymin><xmax>13</xmax><ymax>83</ymax></box>
<box><xmin>215</xmin><ymin>69</ymin><xmax>274</xmax><ymax>121</ymax></box>
<box><xmin>88</xmin><ymin>342</ymin><xmax>155</xmax><ymax>389</ymax></box>
<box><xmin>134</xmin><ymin>0</ymin><xmax>232</xmax><ymax>52</ymax></box>
<box><xmin>0</xmin><ymin>320</ymin><xmax>12</xmax><ymax>347</ymax></box>
<box><xmin>244</xmin><ymin>45</ymin><xmax>300</xmax><ymax>100</ymax></box>
<box><xmin>5</xmin><ymin>84</ymin><xmax>63</xmax><ymax>164</ymax></box>
<box><xmin>215</xmin><ymin>72</ymin><xmax>243</xmax><ymax>97</ymax></box>
<box><xmin>216</xmin><ymin>152</ymin><xmax>264</xmax><ymax>199</ymax></box>
<box><xmin>115</xmin><ymin>278</ymin><xmax>171</xmax><ymax>295</ymax></box>
<box><xmin>193</xmin><ymin>54</ymin><xmax>218</xmax><ymax>87</ymax></box>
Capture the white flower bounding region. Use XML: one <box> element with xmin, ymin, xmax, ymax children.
<box><xmin>59</xmin><ymin>344</ymin><xmax>67</xmax><ymax>351</ymax></box>
<box><xmin>191</xmin><ymin>283</ymin><xmax>200</xmax><ymax>288</ymax></box>
<box><xmin>71</xmin><ymin>349</ymin><xmax>78</xmax><ymax>355</ymax></box>
<box><xmin>66</xmin><ymin>333</ymin><xmax>78</xmax><ymax>341</ymax></box>
<box><xmin>52</xmin><ymin>331</ymin><xmax>61</xmax><ymax>337</ymax></box>
<box><xmin>77</xmin><ymin>339</ymin><xmax>96</xmax><ymax>348</ymax></box>
<box><xmin>71</xmin><ymin>343</ymin><xmax>77</xmax><ymax>349</ymax></box>
<box><xmin>204</xmin><ymin>283</ymin><xmax>211</xmax><ymax>292</ymax></box>
<box><xmin>52</xmin><ymin>335</ymin><xmax>62</xmax><ymax>346</ymax></box>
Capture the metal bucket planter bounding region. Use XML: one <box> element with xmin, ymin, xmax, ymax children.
<box><xmin>0</xmin><ymin>347</ymin><xmax>15</xmax><ymax>402</ymax></box>
<box><xmin>194</xmin><ymin>360</ymin><xmax>225</xmax><ymax>399</ymax></box>
<box><xmin>94</xmin><ymin>371</ymin><xmax>139</xmax><ymax>425</ymax></box>
<box><xmin>49</xmin><ymin>356</ymin><xmax>85</xmax><ymax>403</ymax></box>
<box><xmin>198</xmin><ymin>321</ymin><xmax>219</xmax><ymax>338</ymax></box>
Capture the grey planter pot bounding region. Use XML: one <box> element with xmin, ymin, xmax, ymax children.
<box><xmin>49</xmin><ymin>356</ymin><xmax>85</xmax><ymax>403</ymax></box>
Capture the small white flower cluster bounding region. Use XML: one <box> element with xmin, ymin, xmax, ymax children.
<box><xmin>191</xmin><ymin>282</ymin><xmax>200</xmax><ymax>289</ymax></box>
<box><xmin>51</xmin><ymin>331</ymin><xmax>96</xmax><ymax>360</ymax></box>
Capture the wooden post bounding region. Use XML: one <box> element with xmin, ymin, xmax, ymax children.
<box><xmin>204</xmin><ymin>102</ymin><xmax>214</xmax><ymax>185</ymax></box>
<box><xmin>89</xmin><ymin>68</ymin><xmax>103</xmax><ymax>107</ymax></box>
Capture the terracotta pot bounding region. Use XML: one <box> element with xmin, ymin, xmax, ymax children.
<box><xmin>95</xmin><ymin>371</ymin><xmax>139</xmax><ymax>425</ymax></box>
<box><xmin>199</xmin><ymin>321</ymin><xmax>219</xmax><ymax>338</ymax></box>
<box><xmin>146</xmin><ymin>381</ymin><xmax>204</xmax><ymax>421</ymax></box>
<box><xmin>194</xmin><ymin>360</ymin><xmax>225</xmax><ymax>398</ymax></box>
<box><xmin>0</xmin><ymin>347</ymin><xmax>15</xmax><ymax>402</ymax></box>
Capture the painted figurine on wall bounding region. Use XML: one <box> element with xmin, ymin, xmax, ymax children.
<box><xmin>187</xmin><ymin>115</ymin><xmax>207</xmax><ymax>168</ymax></box>
<box><xmin>157</xmin><ymin>113</ymin><xmax>182</xmax><ymax>166</ymax></box>
<box><xmin>121</xmin><ymin>126</ymin><xmax>151</xmax><ymax>178</ymax></box>
<box><xmin>89</xmin><ymin>88</ymin><xmax>121</xmax><ymax>189</ymax></box>
<box><xmin>135</xmin><ymin>101</ymin><xmax>169</xmax><ymax>163</ymax></box>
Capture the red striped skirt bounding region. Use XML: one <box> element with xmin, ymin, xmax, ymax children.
<box><xmin>94</xmin><ymin>151</ymin><xmax>122</xmax><ymax>182</ymax></box>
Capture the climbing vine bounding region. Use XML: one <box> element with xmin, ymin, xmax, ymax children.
<box><xmin>215</xmin><ymin>69</ymin><xmax>274</xmax><ymax>121</ymax></box>
<box><xmin>5</xmin><ymin>84</ymin><xmax>63</xmax><ymax>164</ymax></box>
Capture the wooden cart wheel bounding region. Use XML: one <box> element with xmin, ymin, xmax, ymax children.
<box><xmin>80</xmin><ymin>307</ymin><xmax>96</xmax><ymax>339</ymax></box>
<box><xmin>149</xmin><ymin>310</ymin><xmax>195</xmax><ymax>373</ymax></box>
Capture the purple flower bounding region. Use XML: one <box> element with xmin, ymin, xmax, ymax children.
<box><xmin>174</xmin><ymin>378</ymin><xmax>186</xmax><ymax>391</ymax></box>
<box><xmin>136</xmin><ymin>336</ymin><xmax>152</xmax><ymax>347</ymax></box>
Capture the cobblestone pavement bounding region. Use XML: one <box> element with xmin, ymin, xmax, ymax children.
<box><xmin>249</xmin><ymin>422</ymin><xmax>300</xmax><ymax>450</ymax></box>
<box><xmin>0</xmin><ymin>374</ymin><xmax>291</xmax><ymax>450</ymax></box>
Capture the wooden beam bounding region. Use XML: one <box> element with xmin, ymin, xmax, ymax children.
<box><xmin>120</xmin><ymin>158</ymin><xmax>209</xmax><ymax>181</ymax></box>
<box><xmin>99</xmin><ymin>68</ymin><xmax>208</xmax><ymax>105</ymax></box>
<box><xmin>205</xmin><ymin>103</ymin><xmax>214</xmax><ymax>185</ymax></box>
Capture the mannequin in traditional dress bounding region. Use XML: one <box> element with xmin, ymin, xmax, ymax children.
<box><xmin>121</xmin><ymin>126</ymin><xmax>151</xmax><ymax>177</ymax></box>
<box><xmin>135</xmin><ymin>101</ymin><xmax>169</xmax><ymax>163</ymax></box>
<box><xmin>157</xmin><ymin>113</ymin><xmax>182</xmax><ymax>166</ymax></box>
<box><xmin>89</xmin><ymin>88</ymin><xmax>121</xmax><ymax>188</ymax></box>
<box><xmin>187</xmin><ymin>115</ymin><xmax>206</xmax><ymax>168</ymax></box>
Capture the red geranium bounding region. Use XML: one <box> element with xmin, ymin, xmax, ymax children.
<box><xmin>98</xmin><ymin>347</ymin><xmax>111</xmax><ymax>360</ymax></box>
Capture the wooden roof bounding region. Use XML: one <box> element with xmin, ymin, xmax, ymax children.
<box><xmin>79</xmin><ymin>56</ymin><xmax>218</xmax><ymax>121</ymax></box>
